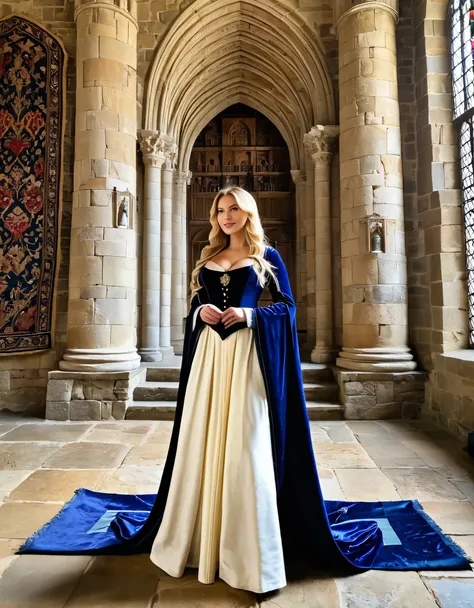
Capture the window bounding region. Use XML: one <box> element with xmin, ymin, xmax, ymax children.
<box><xmin>451</xmin><ymin>0</ymin><xmax>474</xmax><ymax>344</ymax></box>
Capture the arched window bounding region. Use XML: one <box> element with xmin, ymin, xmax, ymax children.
<box><xmin>451</xmin><ymin>0</ymin><xmax>474</xmax><ymax>344</ymax></box>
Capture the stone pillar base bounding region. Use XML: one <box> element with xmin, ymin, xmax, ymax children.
<box><xmin>336</xmin><ymin>348</ymin><xmax>417</xmax><ymax>372</ymax></box>
<box><xmin>138</xmin><ymin>348</ymin><xmax>163</xmax><ymax>362</ymax></box>
<box><xmin>59</xmin><ymin>348</ymin><xmax>140</xmax><ymax>372</ymax></box>
<box><xmin>45</xmin><ymin>367</ymin><xmax>147</xmax><ymax>421</ymax></box>
<box><xmin>311</xmin><ymin>347</ymin><xmax>338</xmax><ymax>364</ymax></box>
<box><xmin>334</xmin><ymin>369</ymin><xmax>426</xmax><ymax>420</ymax></box>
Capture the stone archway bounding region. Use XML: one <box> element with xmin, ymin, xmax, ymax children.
<box><xmin>138</xmin><ymin>0</ymin><xmax>338</xmax><ymax>359</ymax></box>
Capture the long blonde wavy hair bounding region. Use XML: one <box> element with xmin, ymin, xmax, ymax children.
<box><xmin>190</xmin><ymin>186</ymin><xmax>278</xmax><ymax>297</ymax></box>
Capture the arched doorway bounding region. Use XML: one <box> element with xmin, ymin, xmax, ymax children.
<box><xmin>188</xmin><ymin>104</ymin><xmax>295</xmax><ymax>302</ymax></box>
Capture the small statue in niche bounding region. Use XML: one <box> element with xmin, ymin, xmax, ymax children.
<box><xmin>371</xmin><ymin>228</ymin><xmax>383</xmax><ymax>253</ymax></box>
<box><xmin>368</xmin><ymin>216</ymin><xmax>385</xmax><ymax>253</ymax></box>
<box><xmin>118</xmin><ymin>197</ymin><xmax>129</xmax><ymax>228</ymax></box>
<box><xmin>260</xmin><ymin>158</ymin><xmax>268</xmax><ymax>172</ymax></box>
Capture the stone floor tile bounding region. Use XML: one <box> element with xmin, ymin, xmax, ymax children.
<box><xmin>95</xmin><ymin>465</ymin><xmax>164</xmax><ymax>494</ymax></box>
<box><xmin>319</xmin><ymin>469</ymin><xmax>345</xmax><ymax>500</ymax></box>
<box><xmin>420</xmin><ymin>502</ymin><xmax>474</xmax><ymax>535</ymax></box>
<box><xmin>380</xmin><ymin>420</ymin><xmax>440</xmax><ymax>435</ymax></box>
<box><xmin>155</xmin><ymin>571</ymin><xmax>258</xmax><ymax>607</ymax></box>
<box><xmin>382</xmin><ymin>468</ymin><xmax>467</xmax><ymax>502</ymax></box>
<box><xmin>361</xmin><ymin>442</ymin><xmax>427</xmax><ymax>467</ymax></box>
<box><xmin>336</xmin><ymin>570</ymin><xmax>438</xmax><ymax>607</ymax></box>
<box><xmin>0</xmin><ymin>423</ymin><xmax>91</xmax><ymax>443</ymax></box>
<box><xmin>0</xmin><ymin>502</ymin><xmax>63</xmax><ymax>539</ymax></box>
<box><xmin>426</xmin><ymin>577</ymin><xmax>474</xmax><ymax>607</ymax></box>
<box><xmin>42</xmin><ymin>442</ymin><xmax>132</xmax><ymax>469</ymax></box>
<box><xmin>260</xmin><ymin>575</ymin><xmax>339</xmax><ymax>607</ymax></box>
<box><xmin>400</xmin><ymin>439</ymin><xmax>474</xmax><ymax>471</ymax></box>
<box><xmin>83</xmin><ymin>422</ymin><xmax>152</xmax><ymax>446</ymax></box>
<box><xmin>346</xmin><ymin>421</ymin><xmax>392</xmax><ymax>436</ymax></box>
<box><xmin>0</xmin><ymin>425</ymin><xmax>19</xmax><ymax>438</ymax></box>
<box><xmin>0</xmin><ymin>470</ymin><xmax>32</xmax><ymax>493</ymax></box>
<box><xmin>7</xmin><ymin>469</ymin><xmax>106</xmax><ymax>502</ymax></box>
<box><xmin>143</xmin><ymin>426</ymin><xmax>173</xmax><ymax>445</ymax></box>
<box><xmin>0</xmin><ymin>443</ymin><xmax>61</xmax><ymax>470</ymax></box>
<box><xmin>0</xmin><ymin>539</ymin><xmax>21</xmax><ymax>578</ymax></box>
<box><xmin>450</xmin><ymin>480</ymin><xmax>474</xmax><ymax>502</ymax></box>
<box><xmin>323</xmin><ymin>423</ymin><xmax>358</xmax><ymax>443</ymax></box>
<box><xmin>451</xmin><ymin>535</ymin><xmax>474</xmax><ymax>561</ymax></box>
<box><xmin>64</xmin><ymin>556</ymin><xmax>159</xmax><ymax>608</ymax></box>
<box><xmin>335</xmin><ymin>468</ymin><xmax>401</xmax><ymax>501</ymax></box>
<box><xmin>310</xmin><ymin>422</ymin><xmax>331</xmax><ymax>443</ymax></box>
<box><xmin>122</xmin><ymin>443</ymin><xmax>170</xmax><ymax>466</ymax></box>
<box><xmin>0</xmin><ymin>555</ymin><xmax>91</xmax><ymax>607</ymax></box>
<box><xmin>312</xmin><ymin>443</ymin><xmax>377</xmax><ymax>469</ymax></box>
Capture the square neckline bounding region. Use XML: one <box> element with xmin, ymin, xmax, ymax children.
<box><xmin>204</xmin><ymin>259</ymin><xmax>254</xmax><ymax>272</ymax></box>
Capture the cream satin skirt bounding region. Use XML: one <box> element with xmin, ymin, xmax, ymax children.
<box><xmin>150</xmin><ymin>325</ymin><xmax>287</xmax><ymax>593</ymax></box>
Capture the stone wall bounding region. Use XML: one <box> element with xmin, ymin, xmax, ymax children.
<box><xmin>425</xmin><ymin>351</ymin><xmax>474</xmax><ymax>439</ymax></box>
<box><xmin>398</xmin><ymin>0</ymin><xmax>472</xmax><ymax>442</ymax></box>
<box><xmin>0</xmin><ymin>0</ymin><xmax>76</xmax><ymax>415</ymax></box>
<box><xmin>335</xmin><ymin>369</ymin><xmax>426</xmax><ymax>420</ymax></box>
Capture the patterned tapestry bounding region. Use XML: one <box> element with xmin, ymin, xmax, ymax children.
<box><xmin>0</xmin><ymin>15</ymin><xmax>66</xmax><ymax>355</ymax></box>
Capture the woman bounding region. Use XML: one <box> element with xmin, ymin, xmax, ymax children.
<box><xmin>128</xmin><ymin>186</ymin><xmax>383</xmax><ymax>592</ymax></box>
<box><xmin>20</xmin><ymin>187</ymin><xmax>470</xmax><ymax>590</ymax></box>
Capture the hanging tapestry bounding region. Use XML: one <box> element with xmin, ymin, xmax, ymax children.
<box><xmin>0</xmin><ymin>15</ymin><xmax>67</xmax><ymax>355</ymax></box>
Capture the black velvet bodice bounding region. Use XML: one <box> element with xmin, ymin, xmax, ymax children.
<box><xmin>199</xmin><ymin>266</ymin><xmax>252</xmax><ymax>339</ymax></box>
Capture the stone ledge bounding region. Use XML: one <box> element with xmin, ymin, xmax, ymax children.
<box><xmin>435</xmin><ymin>350</ymin><xmax>474</xmax><ymax>380</ymax></box>
<box><xmin>45</xmin><ymin>367</ymin><xmax>146</xmax><ymax>421</ymax></box>
<box><xmin>48</xmin><ymin>368</ymin><xmax>144</xmax><ymax>381</ymax></box>
<box><xmin>334</xmin><ymin>369</ymin><xmax>427</xmax><ymax>420</ymax></box>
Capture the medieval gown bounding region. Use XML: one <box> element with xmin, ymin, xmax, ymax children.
<box><xmin>123</xmin><ymin>246</ymin><xmax>385</xmax><ymax>592</ymax></box>
<box><xmin>19</xmin><ymin>246</ymin><xmax>470</xmax><ymax>588</ymax></box>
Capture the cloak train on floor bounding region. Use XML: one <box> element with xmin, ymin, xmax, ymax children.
<box><xmin>20</xmin><ymin>247</ymin><xmax>470</xmax><ymax>591</ymax></box>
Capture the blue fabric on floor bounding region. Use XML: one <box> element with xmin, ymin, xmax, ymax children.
<box><xmin>19</xmin><ymin>488</ymin><xmax>471</xmax><ymax>570</ymax></box>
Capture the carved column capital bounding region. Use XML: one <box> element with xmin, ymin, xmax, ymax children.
<box><xmin>290</xmin><ymin>169</ymin><xmax>306</xmax><ymax>184</ymax></box>
<box><xmin>303</xmin><ymin>125</ymin><xmax>339</xmax><ymax>165</ymax></box>
<box><xmin>173</xmin><ymin>169</ymin><xmax>191</xmax><ymax>187</ymax></box>
<box><xmin>138</xmin><ymin>130</ymin><xmax>175</xmax><ymax>168</ymax></box>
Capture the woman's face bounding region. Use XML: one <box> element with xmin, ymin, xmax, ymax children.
<box><xmin>216</xmin><ymin>194</ymin><xmax>249</xmax><ymax>235</ymax></box>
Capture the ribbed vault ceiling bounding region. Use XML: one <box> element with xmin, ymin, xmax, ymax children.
<box><xmin>144</xmin><ymin>0</ymin><xmax>335</xmax><ymax>170</ymax></box>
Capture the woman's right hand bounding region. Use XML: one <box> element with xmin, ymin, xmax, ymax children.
<box><xmin>200</xmin><ymin>304</ymin><xmax>222</xmax><ymax>325</ymax></box>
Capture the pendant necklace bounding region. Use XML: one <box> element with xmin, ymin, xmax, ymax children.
<box><xmin>220</xmin><ymin>273</ymin><xmax>231</xmax><ymax>287</ymax></box>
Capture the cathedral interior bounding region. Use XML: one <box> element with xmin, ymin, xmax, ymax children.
<box><xmin>0</xmin><ymin>0</ymin><xmax>474</xmax><ymax>604</ymax></box>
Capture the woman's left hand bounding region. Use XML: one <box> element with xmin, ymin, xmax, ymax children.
<box><xmin>221</xmin><ymin>307</ymin><xmax>245</xmax><ymax>328</ymax></box>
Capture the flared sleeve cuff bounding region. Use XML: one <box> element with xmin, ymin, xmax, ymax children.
<box><xmin>192</xmin><ymin>304</ymin><xmax>207</xmax><ymax>330</ymax></box>
<box><xmin>243</xmin><ymin>307</ymin><xmax>255</xmax><ymax>328</ymax></box>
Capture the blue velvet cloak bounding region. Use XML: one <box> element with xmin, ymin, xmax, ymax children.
<box><xmin>118</xmin><ymin>246</ymin><xmax>382</xmax><ymax>569</ymax></box>
<box><xmin>19</xmin><ymin>247</ymin><xmax>471</xmax><ymax>572</ymax></box>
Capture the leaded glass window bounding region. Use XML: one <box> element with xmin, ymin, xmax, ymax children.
<box><xmin>451</xmin><ymin>0</ymin><xmax>474</xmax><ymax>344</ymax></box>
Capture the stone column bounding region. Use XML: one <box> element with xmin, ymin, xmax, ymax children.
<box><xmin>290</xmin><ymin>169</ymin><xmax>306</xmax><ymax>310</ymax></box>
<box><xmin>61</xmin><ymin>0</ymin><xmax>140</xmax><ymax>372</ymax></box>
<box><xmin>336</xmin><ymin>0</ymin><xmax>415</xmax><ymax>372</ymax></box>
<box><xmin>171</xmin><ymin>169</ymin><xmax>188</xmax><ymax>350</ymax></box>
<box><xmin>182</xmin><ymin>171</ymin><xmax>191</xmax><ymax>325</ymax></box>
<box><xmin>159</xmin><ymin>141</ymin><xmax>177</xmax><ymax>357</ymax></box>
<box><xmin>138</xmin><ymin>131</ymin><xmax>166</xmax><ymax>362</ymax></box>
<box><xmin>304</xmin><ymin>126</ymin><xmax>339</xmax><ymax>363</ymax></box>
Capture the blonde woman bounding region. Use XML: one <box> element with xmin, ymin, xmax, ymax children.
<box><xmin>126</xmin><ymin>187</ymin><xmax>381</xmax><ymax>590</ymax></box>
<box><xmin>22</xmin><ymin>187</ymin><xmax>470</xmax><ymax>591</ymax></box>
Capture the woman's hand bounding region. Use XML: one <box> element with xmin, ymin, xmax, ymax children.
<box><xmin>199</xmin><ymin>304</ymin><xmax>222</xmax><ymax>325</ymax></box>
<box><xmin>221</xmin><ymin>307</ymin><xmax>245</xmax><ymax>328</ymax></box>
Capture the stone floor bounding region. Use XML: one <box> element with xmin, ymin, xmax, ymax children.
<box><xmin>0</xmin><ymin>415</ymin><xmax>473</xmax><ymax>607</ymax></box>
